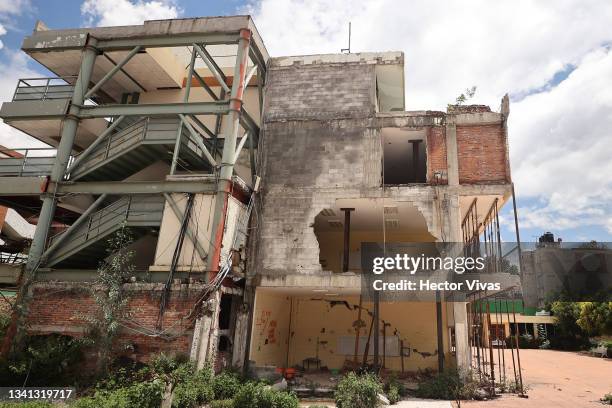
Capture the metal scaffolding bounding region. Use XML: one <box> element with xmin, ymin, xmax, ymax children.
<box><xmin>0</xmin><ymin>20</ymin><xmax>267</xmax><ymax>355</ymax></box>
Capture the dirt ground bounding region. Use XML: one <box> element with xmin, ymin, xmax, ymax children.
<box><xmin>457</xmin><ymin>349</ymin><xmax>612</xmax><ymax>408</ymax></box>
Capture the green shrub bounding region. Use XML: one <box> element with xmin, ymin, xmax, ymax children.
<box><xmin>171</xmin><ymin>364</ymin><xmax>214</xmax><ymax>408</ymax></box>
<box><xmin>0</xmin><ymin>402</ymin><xmax>52</xmax><ymax>408</ymax></box>
<box><xmin>0</xmin><ymin>334</ymin><xmax>84</xmax><ymax>387</ymax></box>
<box><xmin>210</xmin><ymin>399</ymin><xmax>234</xmax><ymax>408</ymax></box>
<box><xmin>415</xmin><ymin>370</ymin><xmax>479</xmax><ymax>400</ymax></box>
<box><xmin>505</xmin><ymin>334</ymin><xmax>543</xmax><ymax>349</ymax></box>
<box><xmin>387</xmin><ymin>384</ymin><xmax>401</xmax><ymax>405</ymax></box>
<box><xmin>262</xmin><ymin>389</ymin><xmax>299</xmax><ymax>408</ymax></box>
<box><xmin>213</xmin><ymin>371</ymin><xmax>242</xmax><ymax>400</ymax></box>
<box><xmin>150</xmin><ymin>352</ymin><xmax>189</xmax><ymax>375</ymax></box>
<box><xmin>601</xmin><ymin>393</ymin><xmax>612</xmax><ymax>405</ymax></box>
<box><xmin>335</xmin><ymin>372</ymin><xmax>383</xmax><ymax>408</ymax></box>
<box><xmin>233</xmin><ymin>382</ymin><xmax>298</xmax><ymax>408</ymax></box>
<box><xmin>72</xmin><ymin>379</ymin><xmax>164</xmax><ymax>408</ymax></box>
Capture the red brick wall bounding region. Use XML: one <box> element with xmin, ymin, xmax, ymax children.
<box><xmin>426</xmin><ymin>126</ymin><xmax>448</xmax><ymax>184</ymax></box>
<box><xmin>27</xmin><ymin>283</ymin><xmax>202</xmax><ymax>363</ymax></box>
<box><xmin>456</xmin><ymin>124</ymin><xmax>509</xmax><ymax>184</ymax></box>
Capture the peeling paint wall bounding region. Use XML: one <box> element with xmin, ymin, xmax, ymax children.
<box><xmin>249</xmin><ymin>291</ymin><xmax>453</xmax><ymax>371</ymax></box>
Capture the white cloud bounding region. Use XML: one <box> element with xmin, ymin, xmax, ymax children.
<box><xmin>0</xmin><ymin>0</ymin><xmax>30</xmax><ymax>15</ymax></box>
<box><xmin>0</xmin><ymin>50</ymin><xmax>48</xmax><ymax>149</ymax></box>
<box><xmin>81</xmin><ymin>0</ymin><xmax>180</xmax><ymax>27</ymax></box>
<box><xmin>0</xmin><ymin>23</ymin><xmax>6</xmax><ymax>49</ymax></box>
<box><xmin>246</xmin><ymin>0</ymin><xmax>612</xmax><ymax>237</ymax></box>
<box><xmin>511</xmin><ymin>47</ymin><xmax>612</xmax><ymax>233</ymax></box>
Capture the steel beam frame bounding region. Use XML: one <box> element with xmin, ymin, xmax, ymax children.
<box><xmin>50</xmin><ymin>179</ymin><xmax>218</xmax><ymax>195</ymax></box>
<box><xmin>77</xmin><ymin>101</ymin><xmax>229</xmax><ymax>118</ymax></box>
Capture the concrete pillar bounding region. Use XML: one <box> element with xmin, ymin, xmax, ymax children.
<box><xmin>190</xmin><ymin>291</ymin><xmax>221</xmax><ymax>370</ymax></box>
<box><xmin>453</xmin><ymin>302</ymin><xmax>471</xmax><ymax>374</ymax></box>
<box><xmin>231</xmin><ymin>304</ymin><xmax>249</xmax><ymax>368</ymax></box>
<box><xmin>445</xmin><ymin>120</ymin><xmax>459</xmax><ymax>187</ymax></box>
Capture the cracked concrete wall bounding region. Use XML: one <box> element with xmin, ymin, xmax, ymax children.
<box><xmin>253</xmin><ymin>59</ymin><xmax>452</xmax><ymax>278</ymax></box>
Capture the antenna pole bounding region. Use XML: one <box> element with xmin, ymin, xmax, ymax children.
<box><xmin>341</xmin><ymin>21</ymin><xmax>352</xmax><ymax>53</ymax></box>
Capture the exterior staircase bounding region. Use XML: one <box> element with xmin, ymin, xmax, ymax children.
<box><xmin>45</xmin><ymin>194</ymin><xmax>165</xmax><ymax>268</ymax></box>
<box><xmin>69</xmin><ymin>117</ymin><xmax>212</xmax><ymax>181</ymax></box>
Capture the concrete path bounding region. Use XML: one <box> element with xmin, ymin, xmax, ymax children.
<box><xmin>396</xmin><ymin>399</ymin><xmax>453</xmax><ymax>407</ymax></box>
<box><xmin>460</xmin><ymin>349</ymin><xmax>612</xmax><ymax>407</ymax></box>
<box><xmin>299</xmin><ymin>398</ymin><xmax>452</xmax><ymax>407</ymax></box>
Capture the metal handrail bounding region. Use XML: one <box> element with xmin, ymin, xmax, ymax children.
<box><xmin>12</xmin><ymin>76</ymin><xmax>78</xmax><ymax>102</ymax></box>
<box><xmin>0</xmin><ymin>147</ymin><xmax>58</xmax><ymax>177</ymax></box>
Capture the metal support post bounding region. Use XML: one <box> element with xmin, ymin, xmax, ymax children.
<box><xmin>436</xmin><ymin>290</ymin><xmax>445</xmax><ymax>372</ymax></box>
<box><xmin>340</xmin><ymin>208</ymin><xmax>354</xmax><ymax>272</ymax></box>
<box><xmin>207</xmin><ymin>29</ymin><xmax>251</xmax><ymax>273</ymax></box>
<box><xmin>27</xmin><ymin>35</ymin><xmax>98</xmax><ymax>274</ymax></box>
<box><xmin>84</xmin><ymin>45</ymin><xmax>141</xmax><ymax>100</ymax></box>
<box><xmin>1</xmin><ymin>36</ymin><xmax>99</xmax><ymax>356</ymax></box>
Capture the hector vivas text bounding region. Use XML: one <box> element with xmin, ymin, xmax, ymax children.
<box><xmin>370</xmin><ymin>254</ymin><xmax>502</xmax><ymax>292</ymax></box>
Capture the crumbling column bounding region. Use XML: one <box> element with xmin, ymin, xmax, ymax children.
<box><xmin>453</xmin><ymin>302</ymin><xmax>470</xmax><ymax>373</ymax></box>
<box><xmin>190</xmin><ymin>291</ymin><xmax>221</xmax><ymax>370</ymax></box>
<box><xmin>445</xmin><ymin>119</ymin><xmax>460</xmax><ymax>187</ymax></box>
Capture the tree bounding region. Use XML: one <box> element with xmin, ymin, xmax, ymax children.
<box><xmin>87</xmin><ymin>223</ymin><xmax>135</xmax><ymax>374</ymax></box>
<box><xmin>576</xmin><ymin>302</ymin><xmax>612</xmax><ymax>337</ymax></box>
<box><xmin>454</xmin><ymin>86</ymin><xmax>477</xmax><ymax>105</ymax></box>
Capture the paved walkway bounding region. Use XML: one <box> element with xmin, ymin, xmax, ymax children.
<box><xmin>459</xmin><ymin>349</ymin><xmax>612</xmax><ymax>407</ymax></box>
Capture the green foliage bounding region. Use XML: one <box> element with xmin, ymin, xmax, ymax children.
<box><xmin>601</xmin><ymin>393</ymin><xmax>612</xmax><ymax>405</ymax></box>
<box><xmin>334</xmin><ymin>372</ymin><xmax>383</xmax><ymax>408</ymax></box>
<box><xmin>576</xmin><ymin>302</ymin><xmax>612</xmax><ymax>336</ymax></box>
<box><xmin>86</xmin><ymin>224</ymin><xmax>135</xmax><ymax>374</ymax></box>
<box><xmin>211</xmin><ymin>400</ymin><xmax>235</xmax><ymax>408</ymax></box>
<box><xmin>415</xmin><ymin>370</ymin><xmax>479</xmax><ymax>400</ymax></box>
<box><xmin>0</xmin><ymin>334</ymin><xmax>84</xmax><ymax>387</ymax></box>
<box><xmin>170</xmin><ymin>363</ymin><xmax>214</xmax><ymax>408</ymax></box>
<box><xmin>548</xmin><ymin>301</ymin><xmax>590</xmax><ymax>350</ymax></box>
<box><xmin>387</xmin><ymin>384</ymin><xmax>401</xmax><ymax>405</ymax></box>
<box><xmin>233</xmin><ymin>382</ymin><xmax>299</xmax><ymax>408</ymax></box>
<box><xmin>213</xmin><ymin>371</ymin><xmax>242</xmax><ymax>400</ymax></box>
<box><xmin>0</xmin><ymin>311</ymin><xmax>10</xmax><ymax>340</ymax></box>
<box><xmin>0</xmin><ymin>402</ymin><xmax>52</xmax><ymax>408</ymax></box>
<box><xmin>150</xmin><ymin>352</ymin><xmax>189</xmax><ymax>376</ymax></box>
<box><xmin>505</xmin><ymin>334</ymin><xmax>544</xmax><ymax>349</ymax></box>
<box><xmin>71</xmin><ymin>379</ymin><xmax>164</xmax><ymax>408</ymax></box>
<box><xmin>95</xmin><ymin>358</ymin><xmax>151</xmax><ymax>391</ymax></box>
<box><xmin>385</xmin><ymin>374</ymin><xmax>403</xmax><ymax>405</ymax></box>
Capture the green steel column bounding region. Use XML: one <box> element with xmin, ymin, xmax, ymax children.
<box><xmin>1</xmin><ymin>36</ymin><xmax>99</xmax><ymax>356</ymax></box>
<box><xmin>26</xmin><ymin>36</ymin><xmax>99</xmax><ymax>274</ymax></box>
<box><xmin>207</xmin><ymin>29</ymin><xmax>251</xmax><ymax>273</ymax></box>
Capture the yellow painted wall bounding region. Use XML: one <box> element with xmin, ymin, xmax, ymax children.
<box><xmin>249</xmin><ymin>290</ymin><xmax>292</xmax><ymax>368</ymax></box>
<box><xmin>250</xmin><ymin>290</ymin><xmax>454</xmax><ymax>372</ymax></box>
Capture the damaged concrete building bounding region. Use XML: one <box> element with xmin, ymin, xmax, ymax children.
<box><xmin>0</xmin><ymin>16</ymin><xmax>516</xmax><ymax>376</ymax></box>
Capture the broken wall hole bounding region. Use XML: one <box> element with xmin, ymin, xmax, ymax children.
<box><xmin>382</xmin><ymin>128</ymin><xmax>427</xmax><ymax>185</ymax></box>
<box><xmin>313</xmin><ymin>199</ymin><xmax>435</xmax><ymax>273</ymax></box>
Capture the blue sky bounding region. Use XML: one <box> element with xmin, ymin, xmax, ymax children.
<box><xmin>0</xmin><ymin>0</ymin><xmax>610</xmax><ymax>244</ymax></box>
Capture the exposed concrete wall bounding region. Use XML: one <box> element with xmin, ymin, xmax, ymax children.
<box><xmin>249</xmin><ymin>291</ymin><xmax>453</xmax><ymax>372</ymax></box>
<box><xmin>264</xmin><ymin>63</ymin><xmax>376</xmax><ymax>121</ymax></box>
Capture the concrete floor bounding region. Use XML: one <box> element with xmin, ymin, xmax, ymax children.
<box><xmin>459</xmin><ymin>349</ymin><xmax>612</xmax><ymax>408</ymax></box>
